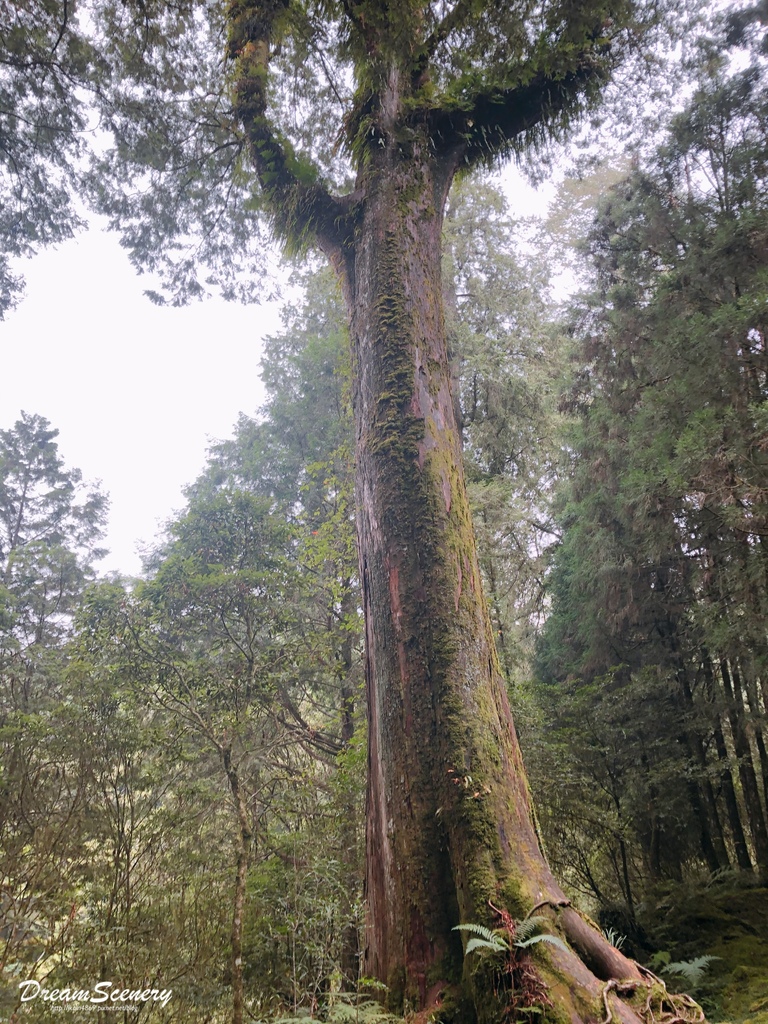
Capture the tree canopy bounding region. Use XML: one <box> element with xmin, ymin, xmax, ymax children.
<box><xmin>0</xmin><ymin>0</ymin><xmax>687</xmax><ymax>310</ymax></box>
<box><xmin>535</xmin><ymin>26</ymin><xmax>768</xmax><ymax>906</ymax></box>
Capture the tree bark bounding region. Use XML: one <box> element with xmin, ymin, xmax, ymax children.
<box><xmin>737</xmin><ymin>660</ymin><xmax>768</xmax><ymax>814</ymax></box>
<box><xmin>335</xmin><ymin>133</ymin><xmax>644</xmax><ymax>1022</ymax></box>
<box><xmin>338</xmin><ymin>585</ymin><xmax>363</xmax><ymax>989</ymax></box>
<box><xmin>713</xmin><ymin>712</ymin><xmax>754</xmax><ymax>871</ymax></box>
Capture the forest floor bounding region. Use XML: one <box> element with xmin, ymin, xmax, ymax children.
<box><xmin>640</xmin><ymin>878</ymin><xmax>768</xmax><ymax>1023</ymax></box>
<box><xmin>267</xmin><ymin>880</ymin><xmax>768</xmax><ymax>1024</ymax></box>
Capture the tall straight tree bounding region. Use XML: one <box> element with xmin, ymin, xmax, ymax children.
<box><xmin>86</xmin><ymin>0</ymin><xmax>685</xmax><ymax>1020</ymax></box>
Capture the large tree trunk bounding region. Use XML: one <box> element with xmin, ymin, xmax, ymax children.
<box><xmin>224</xmin><ymin>3</ymin><xmax>704</xmax><ymax>1020</ymax></box>
<box><xmin>336</xmin><ymin>134</ymin><xmax>646</xmax><ymax>1023</ymax></box>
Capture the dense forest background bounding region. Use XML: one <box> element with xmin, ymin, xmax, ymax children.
<box><xmin>4</xmin><ymin>3</ymin><xmax>768</xmax><ymax>1022</ymax></box>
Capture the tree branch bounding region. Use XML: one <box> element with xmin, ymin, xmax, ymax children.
<box><xmin>430</xmin><ymin>39</ymin><xmax>613</xmax><ymax>167</ymax></box>
<box><xmin>226</xmin><ymin>0</ymin><xmax>355</xmax><ymax>256</ymax></box>
<box><xmin>337</xmin><ymin>0</ymin><xmax>378</xmax><ymax>56</ymax></box>
<box><xmin>419</xmin><ymin>0</ymin><xmax>476</xmax><ymax>70</ymax></box>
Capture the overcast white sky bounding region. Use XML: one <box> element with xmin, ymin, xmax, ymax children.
<box><xmin>0</xmin><ymin>170</ymin><xmax>552</xmax><ymax>577</ymax></box>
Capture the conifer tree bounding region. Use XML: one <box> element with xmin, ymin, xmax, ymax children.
<box><xmin>537</xmin><ymin>38</ymin><xmax>768</xmax><ymax>897</ymax></box>
<box><xmin>0</xmin><ymin>414</ymin><xmax>107</xmax><ymax>1003</ymax></box>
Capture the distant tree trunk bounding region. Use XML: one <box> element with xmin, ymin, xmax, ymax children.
<box><xmin>659</xmin><ymin>616</ymin><xmax>730</xmax><ymax>873</ymax></box>
<box><xmin>739</xmin><ymin>662</ymin><xmax>768</xmax><ymax>812</ymax></box>
<box><xmin>639</xmin><ymin>753</ymin><xmax>662</xmax><ymax>881</ymax></box>
<box><xmin>479</xmin><ymin>514</ymin><xmax>515</xmax><ymax>689</ymax></box>
<box><xmin>714</xmin><ymin>713</ymin><xmax>754</xmax><ymax>871</ymax></box>
<box><xmin>702</xmin><ymin>653</ymin><xmax>753</xmax><ymax>871</ymax></box>
<box><xmin>676</xmin><ymin>671</ymin><xmax>731</xmax><ymax>874</ymax></box>
<box><xmin>223</xmin><ymin>745</ymin><xmax>251</xmax><ymax>1024</ymax></box>
<box><xmin>720</xmin><ymin>659</ymin><xmax>768</xmax><ymax>871</ymax></box>
<box><xmin>336</xmin><ymin>135</ymin><xmax>645</xmax><ymax>1022</ymax></box>
<box><xmin>684</xmin><ymin>771</ymin><xmax>726</xmax><ymax>875</ymax></box>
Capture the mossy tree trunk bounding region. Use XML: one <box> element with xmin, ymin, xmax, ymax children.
<box><xmin>329</xmin><ymin>129</ymin><xmax>646</xmax><ymax>1023</ymax></box>
<box><xmin>226</xmin><ymin>2</ymin><xmax>678</xmax><ymax>1020</ymax></box>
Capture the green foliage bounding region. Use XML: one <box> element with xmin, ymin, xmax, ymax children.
<box><xmin>46</xmin><ymin>0</ymin><xmax>686</xmax><ymax>301</ymax></box>
<box><xmin>453</xmin><ymin>917</ymin><xmax>569</xmax><ymax>958</ymax></box>
<box><xmin>629</xmin><ymin>879</ymin><xmax>768</xmax><ymax>1020</ymax></box>
<box><xmin>0</xmin><ymin>412</ymin><xmax>107</xmax><ymax>648</ymax></box>
<box><xmin>0</xmin><ymin>2</ymin><xmax>102</xmax><ymax>313</ymax></box>
<box><xmin>454</xmin><ymin>922</ymin><xmax>511</xmax><ymax>955</ymax></box>
<box><xmin>602</xmin><ymin>928</ymin><xmax>627</xmax><ymax>951</ymax></box>
<box><xmin>443</xmin><ymin>178</ymin><xmax>563</xmax><ymax>690</ymax></box>
<box><xmin>0</xmin><ymin>415</ymin><xmax>109</xmax><ymax>1012</ymax></box>
<box><xmin>514</xmin><ymin>934</ymin><xmax>569</xmax><ymax>954</ymax></box>
<box><xmin>532</xmin><ymin>20</ymin><xmax>768</xmax><ymax>913</ymax></box>
<box><xmin>266</xmin><ymin>1001</ymin><xmax>401</xmax><ymax>1024</ymax></box>
<box><xmin>140</xmin><ymin>268</ymin><xmax>363</xmax><ymax>1016</ymax></box>
<box><xmin>661</xmin><ymin>956</ymin><xmax>720</xmax><ymax>987</ymax></box>
<box><xmin>0</xmin><ymin>270</ymin><xmax>364</xmax><ymax>1017</ymax></box>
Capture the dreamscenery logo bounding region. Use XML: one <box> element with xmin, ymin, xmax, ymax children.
<box><xmin>18</xmin><ymin>980</ymin><xmax>173</xmax><ymax>1010</ymax></box>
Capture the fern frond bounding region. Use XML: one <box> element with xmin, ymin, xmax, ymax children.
<box><xmin>465</xmin><ymin>935</ymin><xmax>509</xmax><ymax>955</ymax></box>
<box><xmin>453</xmin><ymin>923</ymin><xmax>497</xmax><ymax>942</ymax></box>
<box><xmin>662</xmin><ymin>955</ymin><xmax>720</xmax><ymax>987</ymax></box>
<box><xmin>515</xmin><ymin>916</ymin><xmax>547</xmax><ymax>942</ymax></box>
<box><xmin>327</xmin><ymin>1002</ymin><xmax>402</xmax><ymax>1024</ymax></box>
<box><xmin>514</xmin><ymin>933</ymin><xmax>569</xmax><ymax>953</ymax></box>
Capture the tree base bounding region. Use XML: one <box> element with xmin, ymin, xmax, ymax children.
<box><xmin>389</xmin><ymin>912</ymin><xmax>707</xmax><ymax>1024</ymax></box>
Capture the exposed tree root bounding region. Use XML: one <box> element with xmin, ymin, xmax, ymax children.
<box><xmin>600</xmin><ymin>980</ymin><xmax>643</xmax><ymax>1024</ymax></box>
<box><xmin>557</xmin><ymin>906</ymin><xmax>644</xmax><ymax>985</ymax></box>
<box><xmin>597</xmin><ymin>964</ymin><xmax>705</xmax><ymax>1024</ymax></box>
<box><xmin>480</xmin><ymin>901</ymin><xmax>706</xmax><ymax>1024</ymax></box>
<box><xmin>634</xmin><ymin>964</ymin><xmax>705</xmax><ymax>1024</ymax></box>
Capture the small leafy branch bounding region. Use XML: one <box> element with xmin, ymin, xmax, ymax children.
<box><xmin>453</xmin><ymin>903</ymin><xmax>568</xmax><ymax>1020</ymax></box>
